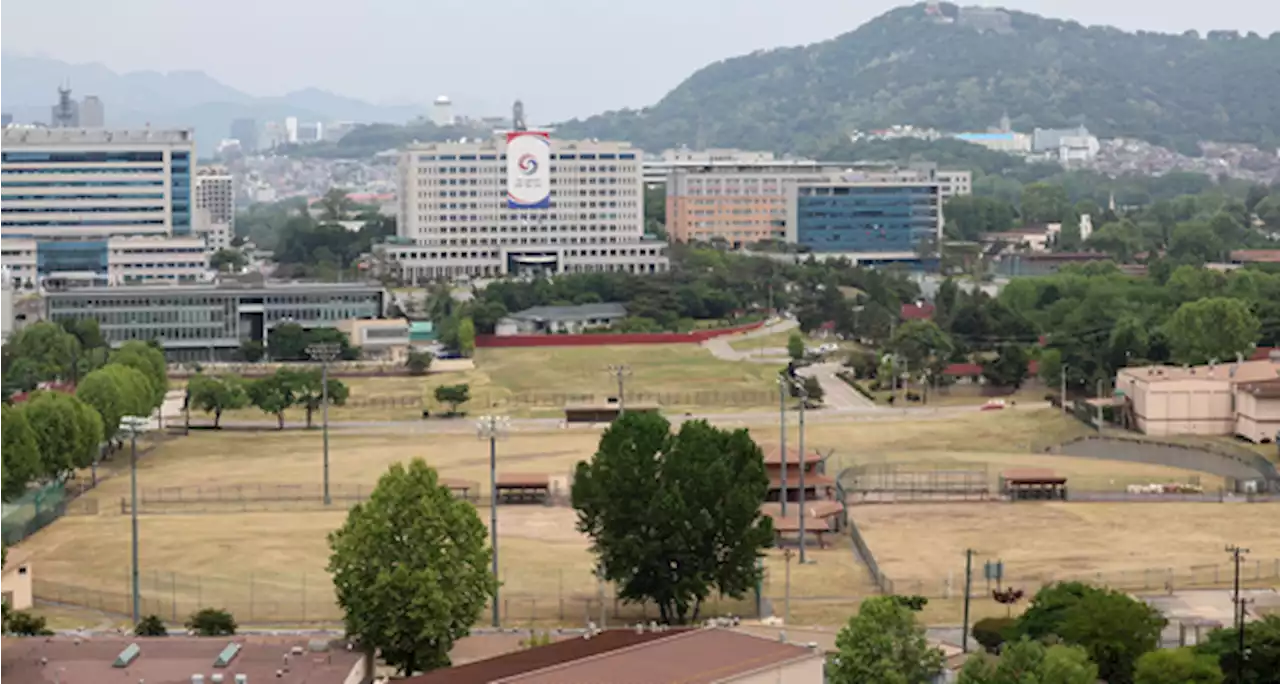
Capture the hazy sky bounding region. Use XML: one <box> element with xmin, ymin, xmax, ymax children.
<box><xmin>4</xmin><ymin>0</ymin><xmax>1277</xmax><ymax>120</ymax></box>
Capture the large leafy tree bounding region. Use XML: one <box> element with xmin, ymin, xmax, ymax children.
<box><xmin>959</xmin><ymin>638</ymin><xmax>1098</xmax><ymax>684</ymax></box>
<box><xmin>1</xmin><ymin>405</ymin><xmax>42</xmax><ymax>501</ymax></box>
<box><xmin>889</xmin><ymin>320</ymin><xmax>954</xmax><ymax>379</ymax></box>
<box><xmin>571</xmin><ymin>412</ymin><xmax>772</xmax><ymax>624</ymax></box>
<box><xmin>328</xmin><ymin>459</ymin><xmax>495</xmax><ymax>676</ymax></box>
<box><xmin>1195</xmin><ymin>614</ymin><xmax>1280</xmax><ymax>684</ymax></box>
<box><xmin>111</xmin><ymin>341</ymin><xmax>169</xmax><ymax>410</ymax></box>
<box><xmin>980</xmin><ymin>344</ymin><xmax>1029</xmax><ymax>389</ymax></box>
<box><xmin>76</xmin><ymin>364</ymin><xmax>154</xmax><ymax>439</ymax></box>
<box><xmin>1163</xmin><ymin>297</ymin><xmax>1261</xmax><ymax>365</ymax></box>
<box><xmin>21</xmin><ymin>391</ymin><xmax>103</xmax><ymax>482</ymax></box>
<box><xmin>1133</xmin><ymin>648</ymin><xmax>1222</xmax><ymax>684</ymax></box>
<box><xmin>828</xmin><ymin>595</ymin><xmax>945</xmax><ymax>684</ymax></box>
<box><xmin>294</xmin><ymin>370</ymin><xmax>349</xmax><ymax>428</ymax></box>
<box><xmin>248</xmin><ymin>369</ymin><xmax>302</xmax><ymax>429</ymax></box>
<box><xmin>186</xmin><ymin>375</ymin><xmax>249</xmax><ymax>428</ymax></box>
<box><xmin>5</xmin><ymin>322</ymin><xmax>81</xmax><ymax>383</ymax></box>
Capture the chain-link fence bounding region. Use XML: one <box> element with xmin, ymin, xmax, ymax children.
<box><xmin>1</xmin><ymin>482</ymin><xmax>98</xmax><ymax>545</ymax></box>
<box><xmin>33</xmin><ymin>569</ymin><xmax>757</xmax><ymax>627</ymax></box>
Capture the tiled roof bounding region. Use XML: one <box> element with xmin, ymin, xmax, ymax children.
<box><xmin>900</xmin><ymin>302</ymin><xmax>936</xmax><ymax>320</ymax></box>
<box><xmin>760</xmin><ymin>444</ymin><xmax>825</xmax><ymax>466</ymax></box>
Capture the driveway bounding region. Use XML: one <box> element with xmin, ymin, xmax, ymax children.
<box><xmin>797</xmin><ymin>362</ymin><xmax>877</xmax><ymax>410</ymax></box>
<box><xmin>702</xmin><ymin>318</ymin><xmax>798</xmax><ymax>362</ymax></box>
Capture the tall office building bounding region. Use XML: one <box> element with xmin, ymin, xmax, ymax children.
<box><xmin>194</xmin><ymin>166</ymin><xmax>235</xmax><ymax>252</ymax></box>
<box><xmin>661</xmin><ymin>157</ymin><xmax>969</xmax><ymax>247</ymax></box>
<box><xmin>284</xmin><ymin>117</ymin><xmax>299</xmax><ymax>144</ymax></box>
<box><xmin>381</xmin><ymin>135</ymin><xmax>668</xmax><ymax>283</ymax></box>
<box><xmin>784</xmin><ymin>178</ymin><xmax>943</xmax><ymax>267</ymax></box>
<box><xmin>50</xmin><ymin>86</ymin><xmax>79</xmax><ymax>127</ymax></box>
<box><xmin>80</xmin><ymin>96</ymin><xmax>105</xmax><ymax>127</ymax></box>
<box><xmin>230</xmin><ymin>118</ymin><xmax>258</xmax><ymax>153</ymax></box>
<box><xmin>0</xmin><ymin>128</ymin><xmax>210</xmax><ymax>287</ymax></box>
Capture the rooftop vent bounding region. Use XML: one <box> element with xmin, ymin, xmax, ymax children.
<box><xmin>213</xmin><ymin>642</ymin><xmax>242</xmax><ymax>668</ymax></box>
<box><xmin>113</xmin><ymin>643</ymin><xmax>142</xmax><ymax>668</ymax></box>
<box><xmin>192</xmin><ymin>675</ymin><xmax>205</xmax><ymax>684</ymax></box>
<box><xmin>235</xmin><ymin>676</ymin><xmax>248</xmax><ymax>684</ymax></box>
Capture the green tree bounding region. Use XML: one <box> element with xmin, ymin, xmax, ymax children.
<box><xmin>6</xmin><ymin>610</ymin><xmax>53</xmax><ymax>635</ymax></box>
<box><xmin>248</xmin><ymin>369</ymin><xmax>301</xmax><ymax>429</ymax></box>
<box><xmin>317</xmin><ymin>187</ymin><xmax>354</xmax><ymax>222</ymax></box>
<box><xmin>185</xmin><ymin>608</ymin><xmax>236</xmax><ymax>636</ymax></box>
<box><xmin>134</xmin><ymin>614</ymin><xmax>169</xmax><ymax>636</ymax></box>
<box><xmin>787</xmin><ymin>331</ymin><xmax>806</xmax><ymax>360</ymax></box>
<box><xmin>294</xmin><ymin>370</ymin><xmax>349</xmax><ymax>428</ymax></box>
<box><xmin>828</xmin><ymin>595</ymin><xmax>945</xmax><ymax>684</ymax></box>
<box><xmin>960</xmin><ymin>638</ymin><xmax>1098</xmax><ymax>684</ymax></box>
<box><xmin>571</xmin><ymin>412</ymin><xmax>772</xmax><ymax>624</ymax></box>
<box><xmin>328</xmin><ymin>459</ymin><xmax>495</xmax><ymax>676</ymax></box>
<box><xmin>1134</xmin><ymin>648</ymin><xmax>1222</xmax><ymax>684</ymax></box>
<box><xmin>1195</xmin><ymin>614</ymin><xmax>1280</xmax><ymax>684</ymax></box>
<box><xmin>1163</xmin><ymin>297</ymin><xmax>1262</xmax><ymax>365</ymax></box>
<box><xmin>1020</xmin><ymin>183</ymin><xmax>1070</xmax><ymax>224</ymax></box>
<box><xmin>76</xmin><ymin>364</ymin><xmax>153</xmax><ymax>440</ymax></box>
<box><xmin>1086</xmin><ymin>220</ymin><xmax>1143</xmax><ymax>262</ymax></box>
<box><xmin>1037</xmin><ymin>348</ymin><xmax>1064</xmax><ymax>391</ymax></box>
<box><xmin>971</xmin><ymin>616</ymin><xmax>1019</xmax><ymax>653</ymax></box>
<box><xmin>433</xmin><ymin>383</ymin><xmax>471</xmax><ymax>415</ymax></box>
<box><xmin>111</xmin><ymin>341</ymin><xmax>168</xmax><ymax>411</ymax></box>
<box><xmin>889</xmin><ymin>320</ymin><xmax>954</xmax><ymax>378</ymax></box>
<box><xmin>1167</xmin><ymin>221</ymin><xmax>1224</xmax><ymax>266</ymax></box>
<box><xmin>186</xmin><ymin>375</ymin><xmax>249</xmax><ymax>428</ymax></box>
<box><xmin>1</xmin><ymin>405</ymin><xmax>42</xmax><ymax>501</ymax></box>
<box><xmin>267</xmin><ymin>322</ymin><xmax>310</xmax><ymax>361</ymax></box>
<box><xmin>21</xmin><ymin>391</ymin><xmax>102</xmax><ymax>482</ymax></box>
<box><xmin>406</xmin><ymin>349</ymin><xmax>434</xmax><ymax>376</ymax></box>
<box><xmin>981</xmin><ymin>344</ymin><xmax>1030</xmax><ymax>388</ymax></box>
<box><xmin>236</xmin><ymin>340</ymin><xmax>266</xmax><ymax>362</ymax></box>
<box><xmin>943</xmin><ymin>195</ymin><xmax>1017</xmax><ymax>241</ymax></box>
<box><xmin>6</xmin><ymin>321</ymin><xmax>81</xmax><ymax>383</ymax></box>
<box><xmin>457</xmin><ymin>317</ymin><xmax>476</xmax><ymax>357</ymax></box>
<box><xmin>210</xmin><ymin>248</ymin><xmax>249</xmax><ymax>273</ymax></box>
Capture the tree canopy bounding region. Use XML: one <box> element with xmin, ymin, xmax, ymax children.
<box><xmin>829</xmin><ymin>595</ymin><xmax>945</xmax><ymax>684</ymax></box>
<box><xmin>959</xmin><ymin>638</ymin><xmax>1099</xmax><ymax>684</ymax></box>
<box><xmin>328</xmin><ymin>459</ymin><xmax>495</xmax><ymax>676</ymax></box>
<box><xmin>571</xmin><ymin>412</ymin><xmax>773</xmax><ymax>624</ymax></box>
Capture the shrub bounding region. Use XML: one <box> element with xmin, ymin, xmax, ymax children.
<box><xmin>185</xmin><ymin>607</ymin><xmax>236</xmax><ymax>636</ymax></box>
<box><xmin>972</xmin><ymin>616</ymin><xmax>1018</xmax><ymax>653</ymax></box>
<box><xmin>7</xmin><ymin>610</ymin><xmax>53</xmax><ymax>636</ymax></box>
<box><xmin>135</xmin><ymin>614</ymin><xmax>168</xmax><ymax>636</ymax></box>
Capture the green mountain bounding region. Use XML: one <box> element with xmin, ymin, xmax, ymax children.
<box><xmin>555</xmin><ymin>3</ymin><xmax>1280</xmax><ymax>154</ymax></box>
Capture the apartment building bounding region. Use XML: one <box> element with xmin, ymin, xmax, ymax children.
<box><xmin>664</xmin><ymin>159</ymin><xmax>968</xmax><ymax>247</ymax></box>
<box><xmin>381</xmin><ymin>135</ymin><xmax>669</xmax><ymax>283</ymax></box>
<box><xmin>0</xmin><ymin>127</ymin><xmax>210</xmax><ymax>287</ymax></box>
<box><xmin>785</xmin><ymin>179</ymin><xmax>943</xmax><ymax>265</ymax></box>
<box><xmin>194</xmin><ymin>165</ymin><xmax>235</xmax><ymax>252</ymax></box>
<box><xmin>45</xmin><ymin>281</ymin><xmax>386</xmax><ymax>361</ymax></box>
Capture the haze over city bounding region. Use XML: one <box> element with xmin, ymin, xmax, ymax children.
<box><xmin>3</xmin><ymin>0</ymin><xmax>1278</xmax><ymax>120</ymax></box>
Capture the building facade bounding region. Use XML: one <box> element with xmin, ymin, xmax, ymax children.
<box><xmin>0</xmin><ymin>128</ymin><xmax>209</xmax><ymax>286</ymax></box>
<box><xmin>664</xmin><ymin>159</ymin><xmax>968</xmax><ymax>246</ymax></box>
<box><xmin>1117</xmin><ymin>356</ymin><xmax>1280</xmax><ymax>444</ymax></box>
<box><xmin>44</xmin><ymin>282</ymin><xmax>386</xmax><ymax>361</ymax></box>
<box><xmin>784</xmin><ymin>179</ymin><xmax>943</xmax><ymax>264</ymax></box>
<box><xmin>194</xmin><ymin>166</ymin><xmax>235</xmax><ymax>252</ymax></box>
<box><xmin>80</xmin><ymin>96</ymin><xmax>105</xmax><ymax>128</ymax></box>
<box><xmin>230</xmin><ymin>118</ymin><xmax>258</xmax><ymax>152</ymax></box>
<box><xmin>382</xmin><ymin>136</ymin><xmax>668</xmax><ymax>282</ymax></box>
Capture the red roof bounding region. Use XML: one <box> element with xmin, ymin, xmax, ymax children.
<box><xmin>901</xmin><ymin>302</ymin><xmax>935</xmax><ymax>320</ymax></box>
<box><xmin>1249</xmin><ymin>347</ymin><xmax>1275</xmax><ymax>361</ymax></box>
<box><xmin>9</xmin><ymin>382</ymin><xmax>76</xmax><ymax>404</ymax></box>
<box><xmin>942</xmin><ymin>360</ymin><xmax>1039</xmax><ymax>377</ymax></box>
<box><xmin>1230</xmin><ymin>250</ymin><xmax>1280</xmax><ymax>264</ymax></box>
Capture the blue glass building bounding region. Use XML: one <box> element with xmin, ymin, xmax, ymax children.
<box><xmin>786</xmin><ymin>181</ymin><xmax>942</xmax><ymax>259</ymax></box>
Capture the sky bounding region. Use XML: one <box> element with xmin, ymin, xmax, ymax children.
<box><xmin>3</xmin><ymin>0</ymin><xmax>1278</xmax><ymax>121</ymax></box>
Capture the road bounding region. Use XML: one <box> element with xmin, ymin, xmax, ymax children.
<box><xmin>701</xmin><ymin>318</ymin><xmax>797</xmax><ymax>363</ymax></box>
<box><xmin>797</xmin><ymin>362</ymin><xmax>877</xmax><ymax>410</ymax></box>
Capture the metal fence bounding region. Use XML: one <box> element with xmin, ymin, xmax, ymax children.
<box><xmin>1</xmin><ymin>482</ymin><xmax>98</xmax><ymax>545</ymax></box>
<box><xmin>33</xmin><ymin>570</ymin><xmax>756</xmax><ymax>627</ymax></box>
<box><xmin>341</xmin><ymin>390</ymin><xmax>783</xmax><ymax>411</ymax></box>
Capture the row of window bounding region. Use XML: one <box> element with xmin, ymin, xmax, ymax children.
<box><xmin>416</xmin><ymin>153</ymin><xmax>637</xmax><ymax>162</ymax></box>
<box><xmin>51</xmin><ymin>294</ymin><xmax>380</xmax><ymax>310</ymax></box>
<box><xmin>429</xmin><ymin>225</ymin><xmax>634</xmax><ymax>235</ymax></box>
<box><xmin>1</xmin><ymin>180</ymin><xmax>166</xmax><ymax>188</ymax></box>
<box><xmin>1</xmin><ymin>192</ymin><xmax>168</xmax><ymax>201</ymax></box>
<box><xmin>1</xmin><ymin>218</ymin><xmax>168</xmax><ymax>227</ymax></box>
<box><xmin>2</xmin><ymin>205</ymin><xmax>166</xmax><ymax>214</ymax></box>
<box><xmin>2</xmin><ymin>151</ymin><xmax>169</xmax><ymax>163</ymax></box>
<box><xmin>1</xmin><ymin>166</ymin><xmax>167</xmax><ymax>175</ymax></box>
<box><xmin>426</xmin><ymin>164</ymin><xmax>636</xmax><ymax>175</ymax></box>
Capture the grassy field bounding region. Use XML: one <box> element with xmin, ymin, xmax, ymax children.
<box><xmin>196</xmin><ymin>344</ymin><xmax>784</xmax><ymax>424</ymax></box>
<box><xmin>19</xmin><ymin>408</ymin><xmax>1270</xmax><ymax>628</ymax></box>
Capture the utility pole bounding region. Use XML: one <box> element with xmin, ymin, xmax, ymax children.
<box><xmin>783</xmin><ymin>547</ymin><xmax>795</xmax><ymax>639</ymax></box>
<box><xmin>797</xmin><ymin>378</ymin><xmax>808</xmax><ymax>564</ymax></box>
<box><xmin>477</xmin><ymin>415</ymin><xmax>509</xmax><ymax>628</ymax></box>
<box><xmin>122</xmin><ymin>415</ymin><xmax>147</xmax><ymax>626</ymax></box>
<box><xmin>1060</xmin><ymin>364</ymin><xmax>1068</xmax><ymax>416</ymax></box>
<box><xmin>606</xmin><ymin>364</ymin><xmax>631</xmax><ymax>412</ymax></box>
<box><xmin>961</xmin><ymin>549</ymin><xmax>974</xmax><ymax>653</ymax></box>
<box><xmin>777</xmin><ymin>374</ymin><xmax>788</xmax><ymax>517</ymax></box>
<box><xmin>1227</xmin><ymin>544</ymin><xmax>1250</xmax><ymax>683</ymax></box>
<box><xmin>307</xmin><ymin>342</ymin><xmax>341</xmax><ymax>506</ymax></box>
<box><xmin>1096</xmin><ymin>378</ymin><xmax>1105</xmax><ymax>428</ymax></box>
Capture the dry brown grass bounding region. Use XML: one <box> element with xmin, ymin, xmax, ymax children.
<box><xmin>19</xmin><ymin>408</ymin><xmax>1269</xmax><ymax>627</ymax></box>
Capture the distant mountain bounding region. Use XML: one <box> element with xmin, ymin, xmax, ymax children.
<box><xmin>0</xmin><ymin>54</ymin><xmax>425</xmax><ymax>153</ymax></box>
<box><xmin>555</xmin><ymin>3</ymin><xmax>1280</xmax><ymax>155</ymax></box>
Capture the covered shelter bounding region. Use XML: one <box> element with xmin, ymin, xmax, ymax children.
<box><xmin>495</xmin><ymin>473</ymin><xmax>551</xmax><ymax>504</ymax></box>
<box><xmin>999</xmin><ymin>468</ymin><xmax>1067</xmax><ymax>501</ymax></box>
<box><xmin>563</xmin><ymin>402</ymin><xmax>660</xmax><ymax>424</ymax></box>
<box><xmin>761</xmin><ymin>444</ymin><xmax>833</xmax><ymax>503</ymax></box>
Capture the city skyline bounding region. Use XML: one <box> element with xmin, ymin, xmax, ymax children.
<box><xmin>3</xmin><ymin>0</ymin><xmax>1278</xmax><ymax>123</ymax></box>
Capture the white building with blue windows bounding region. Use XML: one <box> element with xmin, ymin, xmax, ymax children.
<box><xmin>0</xmin><ymin>128</ymin><xmax>213</xmax><ymax>288</ymax></box>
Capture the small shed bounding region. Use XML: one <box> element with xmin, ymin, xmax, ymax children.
<box><xmin>563</xmin><ymin>403</ymin><xmax>659</xmax><ymax>423</ymax></box>
<box><xmin>1000</xmin><ymin>468</ymin><xmax>1067</xmax><ymax>501</ymax></box>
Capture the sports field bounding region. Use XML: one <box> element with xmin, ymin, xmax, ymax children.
<box><xmin>193</xmin><ymin>343</ymin><xmax>785</xmax><ymax>424</ymax></box>
<box><xmin>17</xmin><ymin>408</ymin><xmax>1268</xmax><ymax>628</ymax></box>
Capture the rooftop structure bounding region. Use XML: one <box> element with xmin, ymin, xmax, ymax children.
<box><xmin>0</xmin><ymin>635</ymin><xmax>367</xmax><ymax>684</ymax></box>
<box><xmin>403</xmin><ymin>627</ymin><xmax>823</xmax><ymax>684</ymax></box>
<box><xmin>496</xmin><ymin>303</ymin><xmax>628</xmax><ymax>335</ymax></box>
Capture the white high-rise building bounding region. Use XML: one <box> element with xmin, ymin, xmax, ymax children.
<box><xmin>194</xmin><ymin>166</ymin><xmax>235</xmax><ymax>252</ymax></box>
<box><xmin>284</xmin><ymin>116</ymin><xmax>299</xmax><ymax>143</ymax></box>
<box><xmin>431</xmin><ymin>96</ymin><xmax>454</xmax><ymax>126</ymax></box>
<box><xmin>0</xmin><ymin>127</ymin><xmax>211</xmax><ymax>286</ymax></box>
<box><xmin>380</xmin><ymin>135</ymin><xmax>668</xmax><ymax>283</ymax></box>
<box><xmin>80</xmin><ymin>96</ymin><xmax>105</xmax><ymax>127</ymax></box>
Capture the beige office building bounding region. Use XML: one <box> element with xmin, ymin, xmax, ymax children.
<box><xmin>1117</xmin><ymin>353</ymin><xmax>1280</xmax><ymax>443</ymax></box>
<box><xmin>381</xmin><ymin>136</ymin><xmax>668</xmax><ymax>283</ymax></box>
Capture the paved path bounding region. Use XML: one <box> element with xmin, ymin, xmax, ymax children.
<box><xmin>797</xmin><ymin>362</ymin><xmax>877</xmax><ymax>410</ymax></box>
<box><xmin>702</xmin><ymin>318</ymin><xmax>798</xmax><ymax>362</ymax></box>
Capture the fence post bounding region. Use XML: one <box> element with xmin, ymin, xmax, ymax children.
<box><xmin>302</xmin><ymin>573</ymin><xmax>307</xmax><ymax>623</ymax></box>
<box><xmin>197</xmin><ymin>574</ymin><xmax>202</xmax><ymax>609</ymax></box>
<box><xmin>249</xmin><ymin>573</ymin><xmax>255</xmax><ymax>621</ymax></box>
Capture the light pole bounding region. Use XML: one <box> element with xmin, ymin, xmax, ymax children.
<box><xmin>1227</xmin><ymin>544</ymin><xmax>1250</xmax><ymax>683</ymax></box>
<box><xmin>961</xmin><ymin>548</ymin><xmax>975</xmax><ymax>653</ymax></box>
<box><xmin>776</xmin><ymin>375</ymin><xmax>788</xmax><ymax>517</ymax></box>
<box><xmin>122</xmin><ymin>415</ymin><xmax>148</xmax><ymax>625</ymax></box>
<box><xmin>307</xmin><ymin>342</ymin><xmax>341</xmax><ymax>506</ymax></box>
<box><xmin>796</xmin><ymin>378</ymin><xmax>808</xmax><ymax>564</ymax></box>
<box><xmin>477</xmin><ymin>415</ymin><xmax>509</xmax><ymax>628</ymax></box>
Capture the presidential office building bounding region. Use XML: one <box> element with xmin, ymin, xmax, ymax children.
<box><xmin>44</xmin><ymin>281</ymin><xmax>386</xmax><ymax>362</ymax></box>
<box><xmin>1</xmin><ymin>128</ymin><xmax>213</xmax><ymax>288</ymax></box>
<box><xmin>380</xmin><ymin>136</ymin><xmax>669</xmax><ymax>283</ymax></box>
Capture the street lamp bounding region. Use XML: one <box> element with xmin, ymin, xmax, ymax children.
<box><xmin>775</xmin><ymin>375</ymin><xmax>789</xmax><ymax>518</ymax></box>
<box><xmin>121</xmin><ymin>414</ymin><xmax>149</xmax><ymax>625</ymax></box>
<box><xmin>781</xmin><ymin>373</ymin><xmax>810</xmax><ymax>563</ymax></box>
<box><xmin>307</xmin><ymin>342</ymin><xmax>342</xmax><ymax>506</ymax></box>
<box><xmin>477</xmin><ymin>415</ymin><xmax>510</xmax><ymax>628</ymax></box>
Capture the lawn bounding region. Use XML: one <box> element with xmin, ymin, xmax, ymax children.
<box><xmin>19</xmin><ymin>408</ymin><xmax>1263</xmax><ymax>628</ymax></box>
<box><xmin>194</xmin><ymin>343</ymin><xmax>785</xmax><ymax>424</ymax></box>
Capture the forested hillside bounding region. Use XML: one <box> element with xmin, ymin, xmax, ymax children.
<box><xmin>556</xmin><ymin>3</ymin><xmax>1280</xmax><ymax>154</ymax></box>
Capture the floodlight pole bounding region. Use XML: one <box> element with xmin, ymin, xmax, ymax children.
<box><xmin>307</xmin><ymin>342</ymin><xmax>341</xmax><ymax>506</ymax></box>
<box><xmin>478</xmin><ymin>415</ymin><xmax>509</xmax><ymax>628</ymax></box>
<box><xmin>130</xmin><ymin>425</ymin><xmax>140</xmax><ymax>625</ymax></box>
<box><xmin>1227</xmin><ymin>544</ymin><xmax>1250</xmax><ymax>682</ymax></box>
<box><xmin>777</xmin><ymin>375</ymin><xmax>788</xmax><ymax>517</ymax></box>
<box><xmin>962</xmin><ymin>548</ymin><xmax>974</xmax><ymax>653</ymax></box>
<box><xmin>796</xmin><ymin>379</ymin><xmax>808</xmax><ymax>564</ymax></box>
